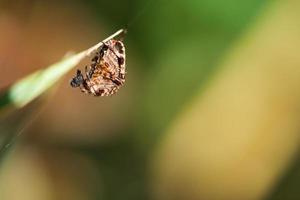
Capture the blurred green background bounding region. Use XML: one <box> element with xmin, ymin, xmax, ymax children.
<box><xmin>0</xmin><ymin>0</ymin><xmax>300</xmax><ymax>199</ymax></box>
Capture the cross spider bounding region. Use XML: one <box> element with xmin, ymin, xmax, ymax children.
<box><xmin>70</xmin><ymin>39</ymin><xmax>126</xmax><ymax>96</ymax></box>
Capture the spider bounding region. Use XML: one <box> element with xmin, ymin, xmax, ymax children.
<box><xmin>70</xmin><ymin>39</ymin><xmax>126</xmax><ymax>96</ymax></box>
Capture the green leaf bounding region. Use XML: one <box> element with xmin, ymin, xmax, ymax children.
<box><xmin>9</xmin><ymin>53</ymin><xmax>83</xmax><ymax>108</ymax></box>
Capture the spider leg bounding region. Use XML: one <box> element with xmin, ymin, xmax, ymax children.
<box><xmin>98</xmin><ymin>43</ymin><xmax>109</xmax><ymax>58</ymax></box>
<box><xmin>85</xmin><ymin>65</ymin><xmax>92</xmax><ymax>79</ymax></box>
<box><xmin>79</xmin><ymin>83</ymin><xmax>90</xmax><ymax>94</ymax></box>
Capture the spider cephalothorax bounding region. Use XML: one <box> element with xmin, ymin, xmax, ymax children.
<box><xmin>70</xmin><ymin>70</ymin><xmax>84</xmax><ymax>87</ymax></box>
<box><xmin>70</xmin><ymin>39</ymin><xmax>126</xmax><ymax>96</ymax></box>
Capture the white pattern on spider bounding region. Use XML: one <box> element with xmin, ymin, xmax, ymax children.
<box><xmin>70</xmin><ymin>39</ymin><xmax>126</xmax><ymax>96</ymax></box>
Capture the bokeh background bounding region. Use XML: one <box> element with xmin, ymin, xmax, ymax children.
<box><xmin>0</xmin><ymin>0</ymin><xmax>300</xmax><ymax>199</ymax></box>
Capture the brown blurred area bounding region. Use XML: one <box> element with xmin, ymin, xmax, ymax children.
<box><xmin>0</xmin><ymin>0</ymin><xmax>101</xmax><ymax>86</ymax></box>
